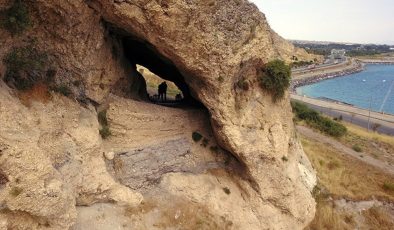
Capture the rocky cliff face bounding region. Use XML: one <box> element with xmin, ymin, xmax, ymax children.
<box><xmin>0</xmin><ymin>0</ymin><xmax>317</xmax><ymax>229</ymax></box>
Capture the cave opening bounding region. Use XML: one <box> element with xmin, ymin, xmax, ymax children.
<box><xmin>121</xmin><ymin>35</ymin><xmax>201</xmax><ymax>107</ymax></box>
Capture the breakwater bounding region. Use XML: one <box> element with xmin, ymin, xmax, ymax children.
<box><xmin>360</xmin><ymin>60</ymin><xmax>394</xmax><ymax>65</ymax></box>
<box><xmin>290</xmin><ymin>60</ymin><xmax>364</xmax><ymax>92</ymax></box>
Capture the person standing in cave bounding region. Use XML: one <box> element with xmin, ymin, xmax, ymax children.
<box><xmin>158</xmin><ymin>81</ymin><xmax>168</xmax><ymax>102</ymax></box>
<box><xmin>162</xmin><ymin>81</ymin><xmax>167</xmax><ymax>101</ymax></box>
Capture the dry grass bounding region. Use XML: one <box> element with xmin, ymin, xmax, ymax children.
<box><xmin>362</xmin><ymin>206</ymin><xmax>394</xmax><ymax>230</ymax></box>
<box><xmin>302</xmin><ymin>132</ymin><xmax>394</xmax><ymax>230</ymax></box>
<box><xmin>344</xmin><ymin>122</ymin><xmax>394</xmax><ymax>147</ymax></box>
<box><xmin>301</xmin><ymin>136</ymin><xmax>394</xmax><ymax>201</ymax></box>
<box><xmin>124</xmin><ymin>198</ymin><xmax>233</xmax><ymax>230</ymax></box>
<box><xmin>339</xmin><ymin>122</ymin><xmax>394</xmax><ymax>165</ymax></box>
<box><xmin>305</xmin><ymin>200</ymin><xmax>355</xmax><ymax>230</ymax></box>
<box><xmin>17</xmin><ymin>83</ymin><xmax>51</xmax><ymax>107</ymax></box>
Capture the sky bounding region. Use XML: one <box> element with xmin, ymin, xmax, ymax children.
<box><xmin>250</xmin><ymin>0</ymin><xmax>394</xmax><ymax>45</ymax></box>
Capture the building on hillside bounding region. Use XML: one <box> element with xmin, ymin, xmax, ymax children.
<box><xmin>330</xmin><ymin>49</ymin><xmax>346</xmax><ymax>61</ymax></box>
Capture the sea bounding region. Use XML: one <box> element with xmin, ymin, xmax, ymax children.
<box><xmin>296</xmin><ymin>64</ymin><xmax>394</xmax><ymax>115</ymax></box>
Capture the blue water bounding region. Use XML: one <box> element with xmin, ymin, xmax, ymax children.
<box><xmin>296</xmin><ymin>64</ymin><xmax>394</xmax><ymax>115</ymax></box>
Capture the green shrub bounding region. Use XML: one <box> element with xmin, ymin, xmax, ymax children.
<box><xmin>291</xmin><ymin>101</ymin><xmax>347</xmax><ymax>137</ymax></box>
<box><xmin>1</xmin><ymin>0</ymin><xmax>31</xmax><ymax>35</ymax></box>
<box><xmin>98</xmin><ymin>110</ymin><xmax>111</xmax><ymax>139</ymax></box>
<box><xmin>291</xmin><ymin>101</ymin><xmax>320</xmax><ymax>122</ymax></box>
<box><xmin>192</xmin><ymin>131</ymin><xmax>203</xmax><ymax>142</ymax></box>
<box><xmin>98</xmin><ymin>110</ymin><xmax>108</xmax><ymax>126</ymax></box>
<box><xmin>281</xmin><ymin>156</ymin><xmax>288</xmax><ymax>162</ymax></box>
<box><xmin>99</xmin><ymin>126</ymin><xmax>111</xmax><ymax>139</ymax></box>
<box><xmin>352</xmin><ymin>145</ymin><xmax>362</xmax><ymax>153</ymax></box>
<box><xmin>222</xmin><ymin>187</ymin><xmax>231</xmax><ymax>195</ymax></box>
<box><xmin>382</xmin><ymin>182</ymin><xmax>394</xmax><ymax>191</ymax></box>
<box><xmin>290</xmin><ymin>60</ymin><xmax>312</xmax><ymax>68</ymax></box>
<box><xmin>260</xmin><ymin>60</ymin><xmax>291</xmax><ymax>102</ymax></box>
<box><xmin>308</xmin><ymin>116</ymin><xmax>347</xmax><ymax>137</ymax></box>
<box><xmin>3</xmin><ymin>45</ymin><xmax>48</xmax><ymax>90</ymax></box>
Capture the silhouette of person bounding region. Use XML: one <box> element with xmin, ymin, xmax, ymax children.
<box><xmin>162</xmin><ymin>82</ymin><xmax>167</xmax><ymax>101</ymax></box>
<box><xmin>158</xmin><ymin>81</ymin><xmax>168</xmax><ymax>102</ymax></box>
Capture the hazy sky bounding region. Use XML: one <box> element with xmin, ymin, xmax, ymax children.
<box><xmin>250</xmin><ymin>0</ymin><xmax>394</xmax><ymax>45</ymax></box>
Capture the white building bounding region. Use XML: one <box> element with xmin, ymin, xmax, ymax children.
<box><xmin>330</xmin><ymin>49</ymin><xmax>346</xmax><ymax>60</ymax></box>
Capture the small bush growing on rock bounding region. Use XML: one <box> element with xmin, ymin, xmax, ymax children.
<box><xmin>99</xmin><ymin>126</ymin><xmax>111</xmax><ymax>139</ymax></box>
<box><xmin>281</xmin><ymin>156</ymin><xmax>288</xmax><ymax>162</ymax></box>
<box><xmin>382</xmin><ymin>182</ymin><xmax>394</xmax><ymax>191</ymax></box>
<box><xmin>192</xmin><ymin>131</ymin><xmax>203</xmax><ymax>142</ymax></box>
<box><xmin>98</xmin><ymin>110</ymin><xmax>108</xmax><ymax>126</ymax></box>
<box><xmin>223</xmin><ymin>187</ymin><xmax>231</xmax><ymax>195</ymax></box>
<box><xmin>259</xmin><ymin>60</ymin><xmax>291</xmax><ymax>102</ymax></box>
<box><xmin>10</xmin><ymin>186</ymin><xmax>23</xmax><ymax>197</ymax></box>
<box><xmin>98</xmin><ymin>110</ymin><xmax>111</xmax><ymax>139</ymax></box>
<box><xmin>1</xmin><ymin>0</ymin><xmax>31</xmax><ymax>35</ymax></box>
<box><xmin>352</xmin><ymin>145</ymin><xmax>362</xmax><ymax>153</ymax></box>
<box><xmin>3</xmin><ymin>45</ymin><xmax>48</xmax><ymax>90</ymax></box>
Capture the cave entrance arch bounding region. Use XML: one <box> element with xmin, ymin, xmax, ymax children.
<box><xmin>121</xmin><ymin>36</ymin><xmax>200</xmax><ymax>107</ymax></box>
<box><xmin>136</xmin><ymin>65</ymin><xmax>183</xmax><ymax>103</ymax></box>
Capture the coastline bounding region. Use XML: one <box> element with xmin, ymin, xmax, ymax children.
<box><xmin>357</xmin><ymin>60</ymin><xmax>394</xmax><ymax>65</ymax></box>
<box><xmin>291</xmin><ymin>60</ymin><xmax>394</xmax><ymax>92</ymax></box>
<box><xmin>289</xmin><ymin>59</ymin><xmax>394</xmax><ymax>118</ymax></box>
<box><xmin>290</xmin><ymin>60</ymin><xmax>364</xmax><ymax>92</ymax></box>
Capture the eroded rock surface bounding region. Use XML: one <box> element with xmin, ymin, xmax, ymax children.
<box><xmin>108</xmin><ymin>138</ymin><xmax>194</xmax><ymax>191</ymax></box>
<box><xmin>0</xmin><ymin>0</ymin><xmax>317</xmax><ymax>229</ymax></box>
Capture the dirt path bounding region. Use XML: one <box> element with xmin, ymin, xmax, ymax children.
<box><xmin>296</xmin><ymin>125</ymin><xmax>394</xmax><ymax>176</ymax></box>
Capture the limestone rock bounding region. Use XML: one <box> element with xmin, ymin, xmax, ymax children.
<box><xmin>104</xmin><ymin>151</ymin><xmax>115</xmax><ymax>161</ymax></box>
<box><xmin>0</xmin><ymin>0</ymin><xmax>317</xmax><ymax>229</ymax></box>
